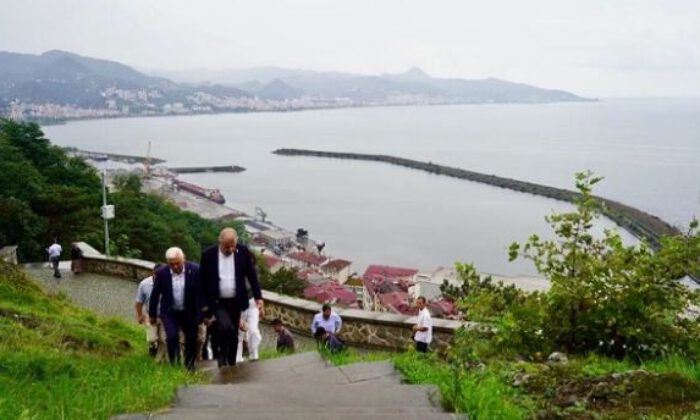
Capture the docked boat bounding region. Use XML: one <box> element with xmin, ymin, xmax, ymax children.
<box><xmin>173</xmin><ymin>179</ymin><xmax>226</xmax><ymax>204</ymax></box>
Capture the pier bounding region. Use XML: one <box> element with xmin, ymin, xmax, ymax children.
<box><xmin>63</xmin><ymin>147</ymin><xmax>166</xmax><ymax>164</ymax></box>
<box><xmin>273</xmin><ymin>148</ymin><xmax>680</xmax><ymax>249</ymax></box>
<box><xmin>170</xmin><ymin>165</ymin><xmax>246</xmax><ymax>174</ymax></box>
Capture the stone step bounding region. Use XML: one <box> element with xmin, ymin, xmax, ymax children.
<box><xmin>175</xmin><ymin>383</ymin><xmax>440</xmax><ymax>409</ymax></box>
<box><xmin>153</xmin><ymin>407</ymin><xmax>463</xmax><ymax>420</ymax></box>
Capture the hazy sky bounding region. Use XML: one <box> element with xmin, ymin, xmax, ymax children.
<box><xmin>1</xmin><ymin>0</ymin><xmax>699</xmax><ymax>97</ymax></box>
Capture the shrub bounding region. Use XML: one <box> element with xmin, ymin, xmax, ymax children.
<box><xmin>507</xmin><ymin>172</ymin><xmax>700</xmax><ymax>360</ymax></box>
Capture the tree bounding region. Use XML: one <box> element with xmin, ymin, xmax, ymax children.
<box><xmin>254</xmin><ymin>256</ymin><xmax>304</xmax><ymax>296</ymax></box>
<box><xmin>508</xmin><ymin>172</ymin><xmax>700</xmax><ymax>360</ymax></box>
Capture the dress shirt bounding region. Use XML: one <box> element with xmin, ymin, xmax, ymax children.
<box><xmin>218</xmin><ymin>250</ymin><xmax>236</xmax><ymax>298</ymax></box>
<box><xmin>414</xmin><ymin>308</ymin><xmax>433</xmax><ymax>344</ymax></box>
<box><xmin>135</xmin><ymin>276</ymin><xmax>154</xmax><ymax>307</ymax></box>
<box><xmin>48</xmin><ymin>244</ymin><xmax>62</xmax><ymax>258</ymax></box>
<box><xmin>171</xmin><ymin>270</ymin><xmax>186</xmax><ymax>311</ymax></box>
<box><xmin>311</xmin><ymin>312</ymin><xmax>342</xmax><ymax>335</ymax></box>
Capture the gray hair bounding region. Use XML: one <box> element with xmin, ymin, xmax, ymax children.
<box><xmin>219</xmin><ymin>227</ymin><xmax>238</xmax><ymax>242</ymax></box>
<box><xmin>165</xmin><ymin>247</ymin><xmax>185</xmax><ymax>260</ymax></box>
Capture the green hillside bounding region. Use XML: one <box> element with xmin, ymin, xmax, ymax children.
<box><xmin>0</xmin><ymin>261</ymin><xmax>202</xmax><ymax>419</ymax></box>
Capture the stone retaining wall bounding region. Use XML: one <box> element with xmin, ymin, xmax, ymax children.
<box><xmin>0</xmin><ymin>246</ymin><xmax>18</xmax><ymax>265</ymax></box>
<box><xmin>75</xmin><ymin>243</ymin><xmax>464</xmax><ymax>352</ymax></box>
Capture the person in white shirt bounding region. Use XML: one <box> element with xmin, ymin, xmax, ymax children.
<box><xmin>237</xmin><ymin>297</ymin><xmax>262</xmax><ymax>362</ymax></box>
<box><xmin>413</xmin><ymin>296</ymin><xmax>432</xmax><ymax>353</ymax></box>
<box><xmin>134</xmin><ymin>264</ymin><xmax>165</xmax><ymax>360</ymax></box>
<box><xmin>200</xmin><ymin>228</ymin><xmax>264</xmax><ymax>368</ymax></box>
<box><xmin>47</xmin><ymin>239</ymin><xmax>62</xmax><ymax>278</ymax></box>
<box><xmin>311</xmin><ymin>303</ymin><xmax>342</xmax><ymax>336</ymax></box>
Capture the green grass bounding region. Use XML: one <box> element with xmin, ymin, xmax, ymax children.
<box><xmin>393</xmin><ymin>351</ymin><xmax>533</xmax><ymax>419</ymax></box>
<box><xmin>321</xmin><ymin>347</ymin><xmax>393</xmax><ymax>366</ymax></box>
<box><xmin>320</xmin><ymin>347</ymin><xmax>532</xmax><ymax>419</ymax></box>
<box><xmin>0</xmin><ymin>262</ymin><xmax>204</xmax><ymax>419</ymax></box>
<box><xmin>320</xmin><ymin>345</ymin><xmax>700</xmax><ymax>419</ymax></box>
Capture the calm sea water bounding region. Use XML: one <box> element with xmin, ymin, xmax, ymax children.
<box><xmin>44</xmin><ymin>99</ymin><xmax>700</xmax><ymax>276</ymax></box>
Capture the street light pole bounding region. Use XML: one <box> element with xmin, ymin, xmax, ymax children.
<box><xmin>102</xmin><ymin>170</ymin><xmax>110</xmax><ymax>256</ymax></box>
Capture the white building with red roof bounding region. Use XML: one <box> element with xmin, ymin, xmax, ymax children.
<box><xmin>287</xmin><ymin>251</ymin><xmax>328</xmax><ymax>269</ymax></box>
<box><xmin>303</xmin><ymin>281</ymin><xmax>359</xmax><ymax>308</ymax></box>
<box><xmin>362</xmin><ymin>264</ymin><xmax>418</xmax><ymax>311</ymax></box>
<box><xmin>320</xmin><ymin>258</ymin><xmax>352</xmax><ymax>284</ymax></box>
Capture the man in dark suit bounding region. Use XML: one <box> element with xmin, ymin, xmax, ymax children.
<box><xmin>200</xmin><ymin>227</ymin><xmax>264</xmax><ymax>368</ymax></box>
<box><xmin>149</xmin><ymin>246</ymin><xmax>204</xmax><ymax>371</ymax></box>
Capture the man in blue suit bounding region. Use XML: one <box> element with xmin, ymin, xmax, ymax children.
<box><xmin>201</xmin><ymin>228</ymin><xmax>264</xmax><ymax>368</ymax></box>
<box><xmin>149</xmin><ymin>246</ymin><xmax>204</xmax><ymax>371</ymax></box>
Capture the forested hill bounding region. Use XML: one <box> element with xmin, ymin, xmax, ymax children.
<box><xmin>0</xmin><ymin>119</ymin><xmax>242</xmax><ymax>263</ymax></box>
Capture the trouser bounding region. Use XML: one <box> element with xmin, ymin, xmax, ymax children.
<box><xmin>50</xmin><ymin>256</ymin><xmax>61</xmax><ymax>278</ymax></box>
<box><xmin>243</xmin><ymin>299</ymin><xmax>262</xmax><ymax>360</ymax></box>
<box><xmin>204</xmin><ymin>320</ymin><xmax>219</xmax><ymax>361</ymax></box>
<box><xmin>196</xmin><ymin>323</ymin><xmax>207</xmax><ymax>361</ymax></box>
<box><xmin>236</xmin><ymin>328</ymin><xmax>247</xmax><ymax>363</ymax></box>
<box><xmin>144</xmin><ymin>317</ymin><xmax>166</xmax><ymax>362</ymax></box>
<box><xmin>415</xmin><ymin>341</ymin><xmax>429</xmax><ymax>353</ymax></box>
<box><xmin>161</xmin><ymin>310</ymin><xmax>198</xmax><ymax>370</ymax></box>
<box><xmin>214</xmin><ymin>298</ymin><xmax>242</xmax><ymax>367</ymax></box>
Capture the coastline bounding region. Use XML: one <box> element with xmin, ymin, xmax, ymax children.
<box><xmin>22</xmin><ymin>98</ymin><xmax>597</xmax><ymax>127</ymax></box>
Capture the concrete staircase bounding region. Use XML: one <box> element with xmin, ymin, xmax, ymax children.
<box><xmin>116</xmin><ymin>352</ymin><xmax>462</xmax><ymax>419</ymax></box>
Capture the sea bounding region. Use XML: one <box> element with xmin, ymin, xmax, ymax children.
<box><xmin>43</xmin><ymin>98</ymin><xmax>700</xmax><ymax>276</ymax></box>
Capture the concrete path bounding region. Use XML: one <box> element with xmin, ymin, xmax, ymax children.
<box><xmin>21</xmin><ymin>264</ymin><xmax>316</xmax><ymax>352</ymax></box>
<box><xmin>115</xmin><ymin>352</ymin><xmax>463</xmax><ymax>419</ymax></box>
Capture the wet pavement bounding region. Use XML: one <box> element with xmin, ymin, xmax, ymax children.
<box><xmin>21</xmin><ymin>262</ymin><xmax>315</xmax><ymax>353</ymax></box>
<box><xmin>115</xmin><ymin>352</ymin><xmax>462</xmax><ymax>420</ymax></box>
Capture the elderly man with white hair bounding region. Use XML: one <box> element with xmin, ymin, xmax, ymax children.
<box><xmin>149</xmin><ymin>247</ymin><xmax>204</xmax><ymax>371</ymax></box>
<box><xmin>200</xmin><ymin>227</ymin><xmax>264</xmax><ymax>368</ymax></box>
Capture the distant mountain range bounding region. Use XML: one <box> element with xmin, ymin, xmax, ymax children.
<box><xmin>153</xmin><ymin>65</ymin><xmax>589</xmax><ymax>103</ymax></box>
<box><xmin>0</xmin><ymin>50</ymin><xmax>592</xmax><ymax>121</ymax></box>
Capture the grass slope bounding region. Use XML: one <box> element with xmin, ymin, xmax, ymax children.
<box><xmin>322</xmin><ymin>348</ymin><xmax>700</xmax><ymax>419</ymax></box>
<box><xmin>0</xmin><ymin>262</ymin><xmax>203</xmax><ymax>419</ymax></box>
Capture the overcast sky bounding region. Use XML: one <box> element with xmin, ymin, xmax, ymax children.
<box><xmin>1</xmin><ymin>0</ymin><xmax>699</xmax><ymax>97</ymax></box>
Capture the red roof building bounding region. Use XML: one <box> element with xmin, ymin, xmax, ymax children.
<box><xmin>428</xmin><ymin>299</ymin><xmax>458</xmax><ymax>319</ymax></box>
<box><xmin>262</xmin><ymin>254</ymin><xmax>285</xmax><ymax>273</ymax></box>
<box><xmin>363</xmin><ymin>265</ymin><xmax>418</xmax><ymax>282</ymax></box>
<box><xmin>303</xmin><ymin>281</ymin><xmax>359</xmax><ymax>307</ymax></box>
<box><xmin>361</xmin><ymin>265</ymin><xmax>418</xmax><ymax>311</ymax></box>
<box><xmin>288</xmin><ymin>251</ymin><xmax>328</xmax><ymax>268</ymax></box>
<box><xmin>320</xmin><ymin>258</ymin><xmax>352</xmax><ymax>284</ymax></box>
<box><xmin>378</xmin><ymin>291</ymin><xmax>415</xmax><ymax>315</ymax></box>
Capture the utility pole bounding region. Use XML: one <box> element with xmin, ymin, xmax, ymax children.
<box><xmin>145</xmin><ymin>140</ymin><xmax>152</xmax><ymax>178</ymax></box>
<box><xmin>101</xmin><ymin>170</ymin><xmax>115</xmax><ymax>255</ymax></box>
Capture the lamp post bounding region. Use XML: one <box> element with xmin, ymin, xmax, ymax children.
<box><xmin>101</xmin><ymin>170</ymin><xmax>115</xmax><ymax>255</ymax></box>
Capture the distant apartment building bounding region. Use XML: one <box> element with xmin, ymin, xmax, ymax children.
<box><xmin>288</xmin><ymin>251</ymin><xmax>328</xmax><ymax>270</ymax></box>
<box><xmin>344</xmin><ymin>277</ymin><xmax>365</xmax><ymax>307</ymax></box>
<box><xmin>303</xmin><ymin>281</ymin><xmax>358</xmax><ymax>308</ymax></box>
<box><xmin>320</xmin><ymin>259</ymin><xmax>352</xmax><ymax>284</ymax></box>
<box><xmin>409</xmin><ymin>267</ymin><xmax>460</xmax><ymax>301</ymax></box>
<box><xmin>362</xmin><ymin>265</ymin><xmax>418</xmax><ymax>312</ymax></box>
<box><xmin>259</xmin><ymin>229</ymin><xmax>296</xmax><ymax>248</ymax></box>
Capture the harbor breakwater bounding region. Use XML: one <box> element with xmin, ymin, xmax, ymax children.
<box><xmin>273</xmin><ymin>148</ymin><xmax>679</xmax><ymax>249</ymax></box>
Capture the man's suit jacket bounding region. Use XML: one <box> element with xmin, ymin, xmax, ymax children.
<box><xmin>200</xmin><ymin>244</ymin><xmax>263</xmax><ymax>315</ymax></box>
<box><xmin>148</xmin><ymin>262</ymin><xmax>203</xmax><ymax>325</ymax></box>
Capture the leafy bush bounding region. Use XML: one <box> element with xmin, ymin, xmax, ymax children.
<box><xmin>450</xmin><ymin>172</ymin><xmax>700</xmax><ymax>361</ymax></box>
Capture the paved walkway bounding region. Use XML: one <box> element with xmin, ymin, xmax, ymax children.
<box><xmin>22</xmin><ymin>262</ymin><xmax>136</xmax><ymax>320</ymax></box>
<box><xmin>116</xmin><ymin>352</ymin><xmax>462</xmax><ymax>420</ymax></box>
<box><xmin>21</xmin><ymin>263</ymin><xmax>315</xmax><ymax>352</ymax></box>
